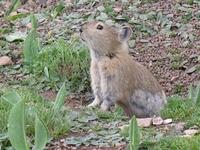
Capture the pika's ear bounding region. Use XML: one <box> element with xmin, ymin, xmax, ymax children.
<box><xmin>119</xmin><ymin>26</ymin><xmax>132</xmax><ymax>41</ymax></box>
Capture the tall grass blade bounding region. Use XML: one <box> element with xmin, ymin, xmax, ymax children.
<box><xmin>8</xmin><ymin>100</ymin><xmax>29</xmax><ymax>150</ymax></box>
<box><xmin>35</xmin><ymin>115</ymin><xmax>48</xmax><ymax>150</ymax></box>
<box><xmin>31</xmin><ymin>13</ymin><xmax>37</xmax><ymax>29</ymax></box>
<box><xmin>1</xmin><ymin>91</ymin><xmax>21</xmax><ymax>105</ymax></box>
<box><xmin>6</xmin><ymin>0</ymin><xmax>20</xmax><ymax>16</ymax></box>
<box><xmin>53</xmin><ymin>83</ymin><xmax>67</xmax><ymax>114</ymax></box>
<box><xmin>195</xmin><ymin>84</ymin><xmax>200</xmax><ymax>106</ymax></box>
<box><xmin>188</xmin><ymin>84</ymin><xmax>193</xmax><ymax>100</ymax></box>
<box><xmin>128</xmin><ymin>116</ymin><xmax>140</xmax><ymax>150</ymax></box>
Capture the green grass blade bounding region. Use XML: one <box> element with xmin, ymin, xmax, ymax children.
<box><xmin>128</xmin><ymin>116</ymin><xmax>140</xmax><ymax>150</ymax></box>
<box><xmin>31</xmin><ymin>13</ymin><xmax>37</xmax><ymax>29</ymax></box>
<box><xmin>195</xmin><ymin>84</ymin><xmax>200</xmax><ymax>106</ymax></box>
<box><xmin>53</xmin><ymin>83</ymin><xmax>67</xmax><ymax>114</ymax></box>
<box><xmin>8</xmin><ymin>100</ymin><xmax>29</xmax><ymax>150</ymax></box>
<box><xmin>5</xmin><ymin>0</ymin><xmax>20</xmax><ymax>16</ymax></box>
<box><xmin>35</xmin><ymin>115</ymin><xmax>48</xmax><ymax>150</ymax></box>
<box><xmin>1</xmin><ymin>91</ymin><xmax>21</xmax><ymax>105</ymax></box>
<box><xmin>188</xmin><ymin>84</ymin><xmax>193</xmax><ymax>100</ymax></box>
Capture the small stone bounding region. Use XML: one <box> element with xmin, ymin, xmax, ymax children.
<box><xmin>175</xmin><ymin>122</ymin><xmax>185</xmax><ymax>132</ymax></box>
<box><xmin>163</xmin><ymin>118</ymin><xmax>172</xmax><ymax>125</ymax></box>
<box><xmin>26</xmin><ymin>23</ymin><xmax>32</xmax><ymax>29</ymax></box>
<box><xmin>137</xmin><ymin>118</ymin><xmax>152</xmax><ymax>127</ymax></box>
<box><xmin>60</xmin><ymin>139</ymin><xmax>65</xmax><ymax>143</ymax></box>
<box><xmin>0</xmin><ymin>56</ymin><xmax>13</xmax><ymax>66</ymax></box>
<box><xmin>184</xmin><ymin>129</ymin><xmax>199</xmax><ymax>136</ymax></box>
<box><xmin>152</xmin><ymin>116</ymin><xmax>163</xmax><ymax>126</ymax></box>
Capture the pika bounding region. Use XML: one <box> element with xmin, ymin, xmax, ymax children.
<box><xmin>79</xmin><ymin>21</ymin><xmax>167</xmax><ymax>118</ymax></box>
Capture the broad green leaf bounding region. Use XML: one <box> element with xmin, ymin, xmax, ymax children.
<box><xmin>53</xmin><ymin>83</ymin><xmax>67</xmax><ymax>114</ymax></box>
<box><xmin>8</xmin><ymin>100</ymin><xmax>29</xmax><ymax>150</ymax></box>
<box><xmin>129</xmin><ymin>116</ymin><xmax>140</xmax><ymax>150</ymax></box>
<box><xmin>195</xmin><ymin>84</ymin><xmax>200</xmax><ymax>106</ymax></box>
<box><xmin>23</xmin><ymin>29</ymin><xmax>40</xmax><ymax>65</ymax></box>
<box><xmin>1</xmin><ymin>91</ymin><xmax>21</xmax><ymax>105</ymax></box>
<box><xmin>35</xmin><ymin>115</ymin><xmax>48</xmax><ymax>150</ymax></box>
<box><xmin>4</xmin><ymin>31</ymin><xmax>27</xmax><ymax>42</ymax></box>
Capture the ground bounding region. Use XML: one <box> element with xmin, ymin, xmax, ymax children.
<box><xmin>0</xmin><ymin>0</ymin><xmax>200</xmax><ymax>150</ymax></box>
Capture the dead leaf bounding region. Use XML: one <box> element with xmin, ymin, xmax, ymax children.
<box><xmin>152</xmin><ymin>116</ymin><xmax>163</xmax><ymax>126</ymax></box>
<box><xmin>0</xmin><ymin>56</ymin><xmax>13</xmax><ymax>66</ymax></box>
<box><xmin>10</xmin><ymin>12</ymin><xmax>17</xmax><ymax>16</ymax></box>
<box><xmin>136</xmin><ymin>118</ymin><xmax>152</xmax><ymax>127</ymax></box>
<box><xmin>186</xmin><ymin>65</ymin><xmax>197</xmax><ymax>74</ymax></box>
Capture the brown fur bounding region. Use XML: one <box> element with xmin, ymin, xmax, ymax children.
<box><xmin>80</xmin><ymin>21</ymin><xmax>167</xmax><ymax>118</ymax></box>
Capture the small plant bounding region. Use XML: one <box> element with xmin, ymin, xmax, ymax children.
<box><xmin>7</xmin><ymin>92</ymin><xmax>48</xmax><ymax>150</ymax></box>
<box><xmin>127</xmin><ymin>116</ymin><xmax>140</xmax><ymax>150</ymax></box>
<box><xmin>1</xmin><ymin>83</ymin><xmax>69</xmax><ymax>149</ymax></box>
<box><xmin>23</xmin><ymin>14</ymin><xmax>40</xmax><ymax>70</ymax></box>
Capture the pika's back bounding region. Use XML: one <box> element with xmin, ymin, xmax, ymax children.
<box><xmin>80</xmin><ymin>21</ymin><xmax>132</xmax><ymax>56</ymax></box>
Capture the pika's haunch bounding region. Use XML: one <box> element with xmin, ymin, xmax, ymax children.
<box><xmin>80</xmin><ymin>21</ymin><xmax>167</xmax><ymax>118</ymax></box>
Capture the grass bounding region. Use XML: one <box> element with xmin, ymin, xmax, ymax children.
<box><xmin>148</xmin><ymin>135</ymin><xmax>200</xmax><ymax>150</ymax></box>
<box><xmin>161</xmin><ymin>96</ymin><xmax>200</xmax><ymax>127</ymax></box>
<box><xmin>30</xmin><ymin>38</ymin><xmax>90</xmax><ymax>92</ymax></box>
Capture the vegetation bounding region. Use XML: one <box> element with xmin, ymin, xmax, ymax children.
<box><xmin>0</xmin><ymin>0</ymin><xmax>199</xmax><ymax>149</ymax></box>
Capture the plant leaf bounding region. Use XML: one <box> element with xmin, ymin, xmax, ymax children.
<box><xmin>53</xmin><ymin>83</ymin><xmax>67</xmax><ymax>114</ymax></box>
<box><xmin>195</xmin><ymin>84</ymin><xmax>200</xmax><ymax>106</ymax></box>
<box><xmin>129</xmin><ymin>116</ymin><xmax>140</xmax><ymax>150</ymax></box>
<box><xmin>1</xmin><ymin>91</ymin><xmax>21</xmax><ymax>105</ymax></box>
<box><xmin>35</xmin><ymin>115</ymin><xmax>48</xmax><ymax>150</ymax></box>
<box><xmin>188</xmin><ymin>84</ymin><xmax>193</xmax><ymax>100</ymax></box>
<box><xmin>6</xmin><ymin>0</ymin><xmax>20</xmax><ymax>16</ymax></box>
<box><xmin>23</xmin><ymin>29</ymin><xmax>40</xmax><ymax>65</ymax></box>
<box><xmin>4</xmin><ymin>31</ymin><xmax>27</xmax><ymax>42</ymax></box>
<box><xmin>31</xmin><ymin>14</ymin><xmax>37</xmax><ymax>29</ymax></box>
<box><xmin>8</xmin><ymin>100</ymin><xmax>29</xmax><ymax>150</ymax></box>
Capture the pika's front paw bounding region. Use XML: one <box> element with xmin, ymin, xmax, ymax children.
<box><xmin>87</xmin><ymin>97</ymin><xmax>101</xmax><ymax>108</ymax></box>
<box><xmin>100</xmin><ymin>102</ymin><xmax>109</xmax><ymax>111</ymax></box>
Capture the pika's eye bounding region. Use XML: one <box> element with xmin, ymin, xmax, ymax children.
<box><xmin>96</xmin><ymin>24</ymin><xmax>103</xmax><ymax>30</ymax></box>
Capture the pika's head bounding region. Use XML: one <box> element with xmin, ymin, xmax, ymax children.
<box><xmin>79</xmin><ymin>21</ymin><xmax>132</xmax><ymax>55</ymax></box>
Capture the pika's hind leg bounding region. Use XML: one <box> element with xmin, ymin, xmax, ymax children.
<box><xmin>88</xmin><ymin>61</ymin><xmax>102</xmax><ymax>107</ymax></box>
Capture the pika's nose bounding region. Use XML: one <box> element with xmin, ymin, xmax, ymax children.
<box><xmin>79</xmin><ymin>26</ymin><xmax>83</xmax><ymax>33</ymax></box>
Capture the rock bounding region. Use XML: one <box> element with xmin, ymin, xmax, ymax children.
<box><xmin>137</xmin><ymin>118</ymin><xmax>152</xmax><ymax>127</ymax></box>
<box><xmin>26</xmin><ymin>23</ymin><xmax>32</xmax><ymax>29</ymax></box>
<box><xmin>184</xmin><ymin>129</ymin><xmax>199</xmax><ymax>136</ymax></box>
<box><xmin>0</xmin><ymin>56</ymin><xmax>13</xmax><ymax>66</ymax></box>
<box><xmin>175</xmin><ymin>122</ymin><xmax>185</xmax><ymax>132</ymax></box>
<box><xmin>152</xmin><ymin>116</ymin><xmax>163</xmax><ymax>126</ymax></box>
<box><xmin>163</xmin><ymin>118</ymin><xmax>172</xmax><ymax>125</ymax></box>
